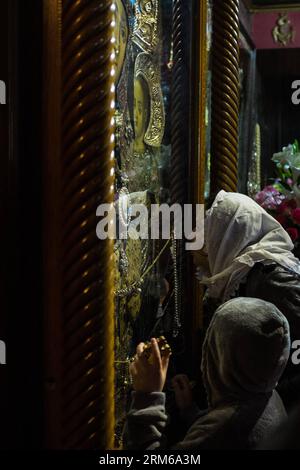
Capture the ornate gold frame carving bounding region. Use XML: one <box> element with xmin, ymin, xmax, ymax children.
<box><xmin>134</xmin><ymin>52</ymin><xmax>165</xmax><ymax>147</ymax></box>
<box><xmin>272</xmin><ymin>13</ymin><xmax>296</xmax><ymax>46</ymax></box>
<box><xmin>132</xmin><ymin>0</ymin><xmax>160</xmax><ymax>53</ymax></box>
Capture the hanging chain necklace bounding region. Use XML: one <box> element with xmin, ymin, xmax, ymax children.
<box><xmin>171</xmin><ymin>232</ymin><xmax>181</xmax><ymax>337</ymax></box>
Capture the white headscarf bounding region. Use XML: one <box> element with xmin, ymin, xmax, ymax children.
<box><xmin>202</xmin><ymin>191</ymin><xmax>300</xmax><ymax>301</ymax></box>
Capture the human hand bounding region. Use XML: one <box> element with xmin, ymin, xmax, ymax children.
<box><xmin>172</xmin><ymin>374</ymin><xmax>194</xmax><ymax>411</ymax></box>
<box><xmin>129</xmin><ymin>338</ymin><xmax>171</xmax><ymax>393</ymax></box>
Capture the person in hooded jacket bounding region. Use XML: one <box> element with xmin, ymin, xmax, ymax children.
<box><xmin>124</xmin><ymin>298</ymin><xmax>290</xmax><ymax>450</ymax></box>
<box><xmin>194</xmin><ymin>190</ymin><xmax>300</xmax><ymax>409</ymax></box>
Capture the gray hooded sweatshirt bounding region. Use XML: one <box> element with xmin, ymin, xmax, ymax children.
<box><xmin>124</xmin><ymin>298</ymin><xmax>290</xmax><ymax>450</ymax></box>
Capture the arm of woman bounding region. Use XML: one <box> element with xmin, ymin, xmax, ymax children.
<box><xmin>124</xmin><ymin>391</ymin><xmax>168</xmax><ymax>450</ymax></box>
<box><xmin>123</xmin><ymin>339</ymin><xmax>170</xmax><ymax>450</ymax></box>
<box><xmin>123</xmin><ymin>340</ymin><xmax>211</xmax><ymax>450</ymax></box>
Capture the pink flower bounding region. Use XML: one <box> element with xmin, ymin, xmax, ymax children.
<box><xmin>286</xmin><ymin>227</ymin><xmax>299</xmax><ymax>242</ymax></box>
<box><xmin>255</xmin><ymin>186</ymin><xmax>285</xmax><ymax>210</ymax></box>
<box><xmin>292</xmin><ymin>208</ymin><xmax>300</xmax><ymax>225</ymax></box>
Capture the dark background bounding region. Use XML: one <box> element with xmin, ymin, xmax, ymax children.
<box><xmin>0</xmin><ymin>0</ymin><xmax>43</xmax><ymax>449</ymax></box>
<box><xmin>0</xmin><ymin>0</ymin><xmax>9</xmax><ymax>448</ymax></box>
<box><xmin>257</xmin><ymin>49</ymin><xmax>300</xmax><ymax>187</ymax></box>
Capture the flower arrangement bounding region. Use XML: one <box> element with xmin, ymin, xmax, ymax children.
<box><xmin>254</xmin><ymin>140</ymin><xmax>300</xmax><ymax>251</ymax></box>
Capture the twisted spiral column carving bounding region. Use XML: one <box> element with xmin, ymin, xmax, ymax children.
<box><xmin>170</xmin><ymin>0</ymin><xmax>191</xmax><ymax>335</ymax></box>
<box><xmin>211</xmin><ymin>0</ymin><xmax>240</xmax><ymax>193</ymax></box>
<box><xmin>61</xmin><ymin>0</ymin><xmax>115</xmax><ymax>450</ymax></box>
<box><xmin>171</xmin><ymin>0</ymin><xmax>188</xmax><ymax>207</ymax></box>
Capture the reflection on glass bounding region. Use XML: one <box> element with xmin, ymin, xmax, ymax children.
<box><xmin>204</xmin><ymin>1</ymin><xmax>212</xmax><ymax>201</ymax></box>
<box><xmin>113</xmin><ymin>0</ymin><xmax>174</xmax><ymax>448</ymax></box>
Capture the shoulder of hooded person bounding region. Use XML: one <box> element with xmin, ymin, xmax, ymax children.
<box><xmin>173</xmin><ymin>406</ymin><xmax>237</xmax><ymax>450</ymax></box>
<box><xmin>173</xmin><ymin>402</ymin><xmax>276</xmax><ymax>450</ymax></box>
<box><xmin>245</xmin><ymin>263</ymin><xmax>300</xmax><ymax>340</ymax></box>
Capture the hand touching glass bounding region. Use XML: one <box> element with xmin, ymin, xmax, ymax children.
<box><xmin>129</xmin><ymin>338</ymin><xmax>171</xmax><ymax>393</ymax></box>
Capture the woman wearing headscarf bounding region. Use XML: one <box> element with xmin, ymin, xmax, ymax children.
<box><xmin>124</xmin><ymin>298</ymin><xmax>290</xmax><ymax>450</ymax></box>
<box><xmin>195</xmin><ymin>190</ymin><xmax>300</xmax><ymax>408</ymax></box>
